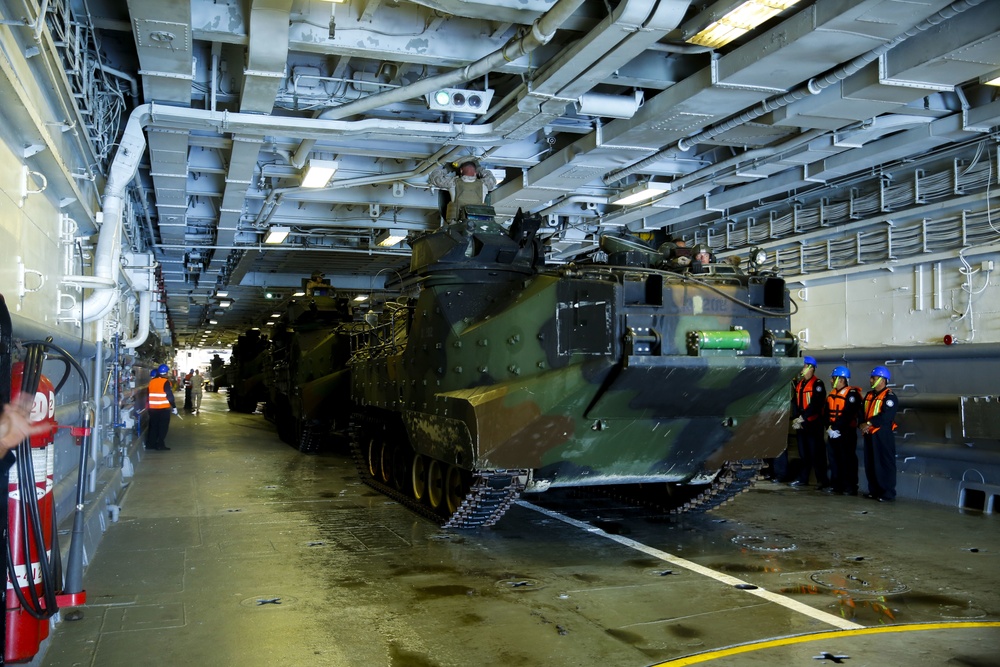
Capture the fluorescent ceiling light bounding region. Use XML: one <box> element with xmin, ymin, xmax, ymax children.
<box><xmin>981</xmin><ymin>69</ymin><xmax>1000</xmax><ymax>86</ymax></box>
<box><xmin>271</xmin><ymin>313</ymin><xmax>281</xmax><ymax>318</ymax></box>
<box><xmin>612</xmin><ymin>181</ymin><xmax>670</xmax><ymax>206</ymax></box>
<box><xmin>353</xmin><ymin>294</ymin><xmax>369</xmax><ymax>302</ymax></box>
<box><xmin>209</xmin><ymin>320</ymin><xmax>218</xmax><ymax>325</ymax></box>
<box><xmin>263</xmin><ymin>226</ymin><xmax>290</xmax><ymax>244</ymax></box>
<box><xmin>302</xmin><ymin>159</ymin><xmax>339</xmax><ymax>188</ymax></box>
<box><xmin>687</xmin><ymin>0</ymin><xmax>801</xmax><ymax>48</ymax></box>
<box><xmin>292</xmin><ymin>291</ymin><xmax>305</xmax><ymax>297</ymax></box>
<box><xmin>375</xmin><ymin>228</ymin><xmax>407</xmax><ymax>247</ymax></box>
<box><xmin>216</xmin><ymin>291</ymin><xmax>228</xmax><ymax>297</ymax></box>
<box><xmin>219</xmin><ymin>301</ymin><xmax>232</xmax><ymax>308</ymax></box>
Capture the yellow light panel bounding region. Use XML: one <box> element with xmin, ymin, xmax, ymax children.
<box><xmin>688</xmin><ymin>0</ymin><xmax>801</xmax><ymax>48</ymax></box>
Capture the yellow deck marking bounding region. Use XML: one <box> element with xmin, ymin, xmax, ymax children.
<box><xmin>648</xmin><ymin>621</ymin><xmax>1000</xmax><ymax>665</ymax></box>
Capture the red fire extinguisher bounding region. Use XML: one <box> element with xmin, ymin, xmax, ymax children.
<box><xmin>5</xmin><ymin>361</ymin><xmax>58</xmax><ymax>663</ymax></box>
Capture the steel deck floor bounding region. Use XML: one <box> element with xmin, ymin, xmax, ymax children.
<box><xmin>39</xmin><ymin>392</ymin><xmax>1000</xmax><ymax>666</ymax></box>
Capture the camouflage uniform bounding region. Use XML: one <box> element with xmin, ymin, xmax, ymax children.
<box><xmin>428</xmin><ymin>161</ymin><xmax>497</xmax><ymax>224</ymax></box>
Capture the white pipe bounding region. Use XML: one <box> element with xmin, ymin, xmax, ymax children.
<box><xmin>290</xmin><ymin>0</ymin><xmax>589</xmax><ymax>167</ymax></box>
<box><xmin>122</xmin><ymin>291</ymin><xmax>151</xmax><ymax>348</ymax></box>
<box><xmin>68</xmin><ymin>106</ymin><xmax>150</xmax><ymax>324</ymax></box>
<box><xmin>933</xmin><ymin>261</ymin><xmax>943</xmax><ymax>310</ymax></box>
<box><xmin>914</xmin><ymin>264</ymin><xmax>924</xmax><ymax>312</ymax></box>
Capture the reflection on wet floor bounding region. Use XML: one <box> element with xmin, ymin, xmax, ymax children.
<box><xmin>39</xmin><ymin>395</ymin><xmax>1000</xmax><ymax>666</ymax></box>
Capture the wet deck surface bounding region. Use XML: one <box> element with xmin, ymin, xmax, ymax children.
<box><xmin>41</xmin><ymin>392</ymin><xmax>1000</xmax><ymax>666</ymax></box>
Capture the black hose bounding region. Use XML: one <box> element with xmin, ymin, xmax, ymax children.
<box><xmin>5</xmin><ymin>343</ymin><xmax>59</xmax><ymax>620</ymax></box>
<box><xmin>5</xmin><ymin>339</ymin><xmax>94</xmax><ymax>614</ymax></box>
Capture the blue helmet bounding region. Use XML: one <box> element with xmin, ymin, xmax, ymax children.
<box><xmin>157</xmin><ymin>363</ymin><xmax>169</xmax><ymax>375</ymax></box>
<box><xmin>871</xmin><ymin>365</ymin><xmax>890</xmax><ymax>381</ymax></box>
<box><xmin>803</xmin><ymin>355</ymin><xmax>817</xmax><ymax>367</ymax></box>
<box><xmin>831</xmin><ymin>365</ymin><xmax>850</xmax><ymax>379</ymax></box>
<box><xmin>149</xmin><ymin>369</ymin><xmax>157</xmax><ymax>378</ymax></box>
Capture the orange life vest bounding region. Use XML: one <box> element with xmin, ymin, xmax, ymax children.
<box><xmin>863</xmin><ymin>386</ymin><xmax>897</xmax><ymax>434</ymax></box>
<box><xmin>827</xmin><ymin>385</ymin><xmax>861</xmax><ymax>427</ymax></box>
<box><xmin>148</xmin><ymin>377</ymin><xmax>171</xmax><ymax>410</ymax></box>
<box><xmin>793</xmin><ymin>375</ymin><xmax>820</xmax><ymax>422</ymax></box>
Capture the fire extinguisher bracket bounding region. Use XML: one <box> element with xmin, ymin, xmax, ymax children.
<box><xmin>55</xmin><ymin>591</ymin><xmax>87</xmax><ymax>608</ymax></box>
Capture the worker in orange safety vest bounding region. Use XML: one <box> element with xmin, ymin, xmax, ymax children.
<box><xmin>146</xmin><ymin>364</ymin><xmax>177</xmax><ymax>451</ymax></box>
<box><xmin>790</xmin><ymin>355</ymin><xmax>828</xmax><ymax>489</ymax></box>
<box><xmin>861</xmin><ymin>365</ymin><xmax>898</xmax><ymax>502</ymax></box>
<box><xmin>825</xmin><ymin>366</ymin><xmax>863</xmax><ymax>496</ymax></box>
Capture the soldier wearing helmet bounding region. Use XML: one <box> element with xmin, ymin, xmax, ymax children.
<box><xmin>146</xmin><ymin>363</ymin><xmax>177</xmax><ymax>451</ymax></box>
<box><xmin>825</xmin><ymin>366</ymin><xmax>862</xmax><ymax>495</ymax></box>
<box><xmin>861</xmin><ymin>365</ymin><xmax>898</xmax><ymax>501</ymax></box>
<box><xmin>428</xmin><ymin>157</ymin><xmax>497</xmax><ymax>225</ymax></box>
<box><xmin>789</xmin><ymin>355</ymin><xmax>829</xmax><ymax>489</ymax></box>
<box><xmin>689</xmin><ymin>244</ymin><xmax>714</xmax><ymax>274</ymax></box>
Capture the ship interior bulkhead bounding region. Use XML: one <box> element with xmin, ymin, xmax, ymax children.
<box><xmin>0</xmin><ymin>0</ymin><xmax>998</xmax><ymax>664</ymax></box>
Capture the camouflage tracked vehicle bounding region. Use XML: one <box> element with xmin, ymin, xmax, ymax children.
<box><xmin>350</xmin><ymin>207</ymin><xmax>800</xmax><ymax>528</ymax></box>
<box><xmin>226</xmin><ymin>329</ymin><xmax>270</xmax><ymax>413</ymax></box>
<box><xmin>208</xmin><ymin>354</ymin><xmax>227</xmax><ymax>392</ymax></box>
<box><xmin>263</xmin><ymin>277</ymin><xmax>355</xmax><ymax>453</ymax></box>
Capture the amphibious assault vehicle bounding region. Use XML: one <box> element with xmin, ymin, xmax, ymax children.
<box><xmin>263</xmin><ymin>277</ymin><xmax>355</xmax><ymax>453</ymax></box>
<box><xmin>226</xmin><ymin>329</ymin><xmax>270</xmax><ymax>413</ymax></box>
<box><xmin>349</xmin><ymin>207</ymin><xmax>800</xmax><ymax>528</ymax></box>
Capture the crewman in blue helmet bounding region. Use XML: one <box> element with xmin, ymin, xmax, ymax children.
<box><xmin>146</xmin><ymin>363</ymin><xmax>177</xmax><ymax>451</ymax></box>
<box><xmin>861</xmin><ymin>365</ymin><xmax>898</xmax><ymax>501</ymax></box>
<box><xmin>790</xmin><ymin>355</ymin><xmax>829</xmax><ymax>489</ymax></box>
<box><xmin>825</xmin><ymin>366</ymin><xmax>862</xmax><ymax>495</ymax></box>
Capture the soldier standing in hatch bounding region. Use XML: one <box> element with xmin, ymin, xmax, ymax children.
<box><xmin>790</xmin><ymin>356</ymin><xmax>829</xmax><ymax>489</ymax></box>
<box><xmin>689</xmin><ymin>244</ymin><xmax>714</xmax><ymax>274</ymax></box>
<box><xmin>428</xmin><ymin>158</ymin><xmax>497</xmax><ymax>225</ymax></box>
<box><xmin>861</xmin><ymin>365</ymin><xmax>898</xmax><ymax>502</ymax></box>
<box><xmin>825</xmin><ymin>366</ymin><xmax>862</xmax><ymax>496</ymax></box>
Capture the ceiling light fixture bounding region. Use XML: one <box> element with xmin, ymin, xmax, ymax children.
<box><xmin>375</xmin><ymin>228</ymin><xmax>407</xmax><ymax>247</ymax></box>
<box><xmin>612</xmin><ymin>181</ymin><xmax>671</xmax><ymax>206</ymax></box>
<box><xmin>263</xmin><ymin>226</ymin><xmax>290</xmax><ymax>244</ymax></box>
<box><xmin>292</xmin><ymin>291</ymin><xmax>306</xmax><ymax>297</ymax></box>
<box><xmin>301</xmin><ymin>159</ymin><xmax>339</xmax><ymax>188</ymax></box>
<box><xmin>219</xmin><ymin>300</ymin><xmax>232</xmax><ymax>308</ymax></box>
<box><xmin>686</xmin><ymin>0</ymin><xmax>802</xmax><ymax>49</ymax></box>
<box><xmin>981</xmin><ymin>68</ymin><xmax>1000</xmax><ymax>86</ymax></box>
<box><xmin>353</xmin><ymin>294</ymin><xmax>369</xmax><ymax>302</ymax></box>
<box><xmin>216</xmin><ymin>291</ymin><xmax>228</xmax><ymax>298</ymax></box>
<box><xmin>209</xmin><ymin>320</ymin><xmax>218</xmax><ymax>325</ymax></box>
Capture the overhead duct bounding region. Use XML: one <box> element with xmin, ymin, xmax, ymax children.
<box><xmin>289</xmin><ymin>0</ymin><xmax>592</xmax><ymax>168</ymax></box>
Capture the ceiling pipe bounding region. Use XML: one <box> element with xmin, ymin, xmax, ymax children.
<box><xmin>68</xmin><ymin>106</ymin><xmax>150</xmax><ymax>324</ymax></box>
<box><xmin>122</xmin><ymin>291</ymin><xmax>151</xmax><ymax>348</ymax></box>
<box><xmin>288</xmin><ymin>0</ymin><xmax>589</xmax><ymax>168</ymax></box>
<box><xmin>605</xmin><ymin>0</ymin><xmax>988</xmax><ymax>185</ymax></box>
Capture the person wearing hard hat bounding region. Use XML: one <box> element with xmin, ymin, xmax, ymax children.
<box><xmin>146</xmin><ymin>363</ymin><xmax>177</xmax><ymax>451</ymax></box>
<box><xmin>825</xmin><ymin>366</ymin><xmax>863</xmax><ymax>495</ymax></box>
<box><xmin>790</xmin><ymin>356</ymin><xmax>829</xmax><ymax>489</ymax></box>
<box><xmin>861</xmin><ymin>366</ymin><xmax>898</xmax><ymax>502</ymax></box>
